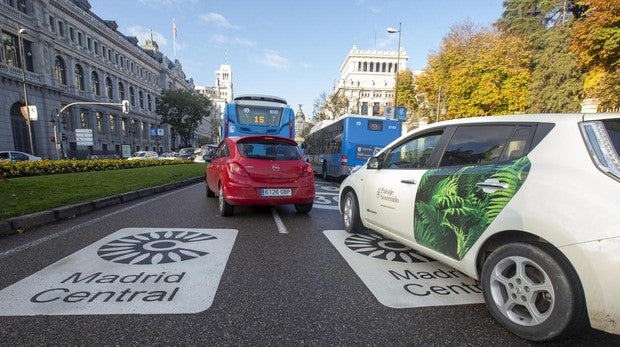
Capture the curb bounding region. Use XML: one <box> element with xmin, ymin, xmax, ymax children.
<box><xmin>0</xmin><ymin>176</ymin><xmax>203</xmax><ymax>237</ymax></box>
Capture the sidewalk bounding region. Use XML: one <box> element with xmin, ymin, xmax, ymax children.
<box><xmin>0</xmin><ymin>177</ymin><xmax>203</xmax><ymax>237</ymax></box>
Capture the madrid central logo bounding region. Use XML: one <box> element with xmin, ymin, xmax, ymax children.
<box><xmin>97</xmin><ymin>230</ymin><xmax>216</xmax><ymax>265</ymax></box>
<box><xmin>344</xmin><ymin>232</ymin><xmax>435</xmax><ymax>263</ymax></box>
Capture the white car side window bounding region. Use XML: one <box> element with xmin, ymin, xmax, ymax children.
<box><xmin>385</xmin><ymin>132</ymin><xmax>442</xmax><ymax>169</ymax></box>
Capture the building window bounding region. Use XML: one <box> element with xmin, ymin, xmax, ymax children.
<box><xmin>91</xmin><ymin>71</ymin><xmax>100</xmax><ymax>95</ymax></box>
<box><xmin>58</xmin><ymin>21</ymin><xmax>64</xmax><ymax>37</ymax></box>
<box><xmin>139</xmin><ymin>90</ymin><xmax>144</xmax><ymax>109</ymax></box>
<box><xmin>118</xmin><ymin>82</ymin><xmax>125</xmax><ymax>101</ymax></box>
<box><xmin>1</xmin><ymin>31</ymin><xmax>19</xmax><ymax>68</ymax></box>
<box><xmin>105</xmin><ymin>77</ymin><xmax>113</xmax><ymax>99</ymax></box>
<box><xmin>80</xmin><ymin>109</ymin><xmax>89</xmax><ymax>128</ymax></box>
<box><xmin>69</xmin><ymin>27</ymin><xmax>75</xmax><ymax>42</ymax></box>
<box><xmin>49</xmin><ymin>16</ymin><xmax>55</xmax><ymax>33</ymax></box>
<box><xmin>87</xmin><ymin>37</ymin><xmax>92</xmax><ymax>51</ymax></box>
<box><xmin>129</xmin><ymin>86</ymin><xmax>135</xmax><ymax>106</ymax></box>
<box><xmin>147</xmin><ymin>94</ymin><xmax>152</xmax><ymax>111</ymax></box>
<box><xmin>74</xmin><ymin>64</ymin><xmax>84</xmax><ymax>90</ymax></box>
<box><xmin>96</xmin><ymin>112</ymin><xmax>104</xmax><ymax>134</ymax></box>
<box><xmin>109</xmin><ymin>115</ymin><xmax>116</xmax><ymax>135</ymax></box>
<box><xmin>54</xmin><ymin>56</ymin><xmax>67</xmax><ymax>85</ymax></box>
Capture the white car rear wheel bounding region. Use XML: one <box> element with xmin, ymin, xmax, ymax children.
<box><xmin>481</xmin><ymin>242</ymin><xmax>587</xmax><ymax>341</ymax></box>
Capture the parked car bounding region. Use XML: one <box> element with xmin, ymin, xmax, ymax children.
<box><xmin>127</xmin><ymin>151</ymin><xmax>159</xmax><ymax>160</ymax></box>
<box><xmin>338</xmin><ymin>113</ymin><xmax>620</xmax><ymax>342</ymax></box>
<box><xmin>175</xmin><ymin>148</ymin><xmax>195</xmax><ymax>160</ymax></box>
<box><xmin>0</xmin><ymin>151</ymin><xmax>42</xmax><ymax>162</ymax></box>
<box><xmin>194</xmin><ymin>145</ymin><xmax>218</xmax><ymax>163</ymax></box>
<box><xmin>158</xmin><ymin>152</ymin><xmax>179</xmax><ymax>160</ymax></box>
<box><xmin>205</xmin><ymin>135</ymin><xmax>315</xmax><ymax>216</ymax></box>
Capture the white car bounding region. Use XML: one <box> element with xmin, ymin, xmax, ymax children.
<box><xmin>338</xmin><ymin>113</ymin><xmax>620</xmax><ymax>341</ymax></box>
<box><xmin>0</xmin><ymin>151</ymin><xmax>42</xmax><ymax>162</ymax></box>
<box><xmin>127</xmin><ymin>151</ymin><xmax>159</xmax><ymax>160</ymax></box>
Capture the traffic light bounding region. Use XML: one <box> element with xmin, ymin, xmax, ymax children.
<box><xmin>61</xmin><ymin>134</ymin><xmax>67</xmax><ymax>141</ymax></box>
<box><xmin>50</xmin><ymin>136</ymin><xmax>56</xmax><ymax>142</ymax></box>
<box><xmin>121</xmin><ymin>100</ymin><xmax>130</xmax><ymax>114</ymax></box>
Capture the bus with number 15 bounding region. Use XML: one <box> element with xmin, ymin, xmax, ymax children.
<box><xmin>221</xmin><ymin>95</ymin><xmax>296</xmax><ymax>139</ymax></box>
<box><xmin>303</xmin><ymin>114</ymin><xmax>402</xmax><ymax>179</ymax></box>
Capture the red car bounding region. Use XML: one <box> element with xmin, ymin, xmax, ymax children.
<box><xmin>205</xmin><ymin>135</ymin><xmax>315</xmax><ymax>216</ymax></box>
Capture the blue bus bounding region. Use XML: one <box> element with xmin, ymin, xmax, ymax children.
<box><xmin>303</xmin><ymin>114</ymin><xmax>402</xmax><ymax>179</ymax></box>
<box><xmin>222</xmin><ymin>94</ymin><xmax>295</xmax><ymax>139</ymax></box>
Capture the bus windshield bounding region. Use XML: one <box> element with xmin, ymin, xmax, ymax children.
<box><xmin>236</xmin><ymin>105</ymin><xmax>283</xmax><ymax>127</ymax></box>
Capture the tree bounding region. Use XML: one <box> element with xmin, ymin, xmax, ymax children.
<box><xmin>312</xmin><ymin>91</ymin><xmax>350</xmax><ymax>121</ymax></box>
<box><xmin>415</xmin><ymin>21</ymin><xmax>532</xmax><ymax>120</ymax></box>
<box><xmin>496</xmin><ymin>0</ymin><xmax>591</xmax><ymax>112</ymax></box>
<box><xmin>156</xmin><ymin>89</ymin><xmax>211</xmax><ymax>148</ymax></box>
<box><xmin>571</xmin><ymin>0</ymin><xmax>620</xmax><ymax>109</ymax></box>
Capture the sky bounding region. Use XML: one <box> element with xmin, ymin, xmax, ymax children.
<box><xmin>88</xmin><ymin>0</ymin><xmax>505</xmax><ymax>119</ymax></box>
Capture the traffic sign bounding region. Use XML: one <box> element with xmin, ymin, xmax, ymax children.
<box><xmin>396</xmin><ymin>106</ymin><xmax>407</xmax><ymax>121</ymax></box>
<box><xmin>75</xmin><ymin>129</ymin><xmax>94</xmax><ymax>146</ymax></box>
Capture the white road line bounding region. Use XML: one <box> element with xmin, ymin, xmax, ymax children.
<box><xmin>271</xmin><ymin>208</ymin><xmax>288</xmax><ymax>234</ymax></box>
<box><xmin>0</xmin><ymin>184</ymin><xmax>199</xmax><ymax>260</ymax></box>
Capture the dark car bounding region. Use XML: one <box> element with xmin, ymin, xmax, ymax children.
<box><xmin>205</xmin><ymin>135</ymin><xmax>315</xmax><ymax>216</ymax></box>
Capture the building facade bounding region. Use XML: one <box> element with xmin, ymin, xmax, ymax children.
<box><xmin>333</xmin><ymin>45</ymin><xmax>409</xmax><ymax>118</ymax></box>
<box><xmin>0</xmin><ymin>0</ymin><xmax>194</xmax><ymax>159</ymax></box>
<box><xmin>195</xmin><ymin>64</ymin><xmax>233</xmax><ymax>143</ymax></box>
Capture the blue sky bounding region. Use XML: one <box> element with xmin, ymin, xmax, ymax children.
<box><xmin>89</xmin><ymin>0</ymin><xmax>505</xmax><ymax>119</ymax></box>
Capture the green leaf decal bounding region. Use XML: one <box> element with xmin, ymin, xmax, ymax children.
<box><xmin>414</xmin><ymin>157</ymin><xmax>531</xmax><ymax>259</ymax></box>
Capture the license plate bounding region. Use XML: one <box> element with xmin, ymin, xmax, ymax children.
<box><xmin>261</xmin><ymin>188</ymin><xmax>292</xmax><ymax>197</ymax></box>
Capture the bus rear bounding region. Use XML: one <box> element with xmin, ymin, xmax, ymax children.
<box><xmin>341</xmin><ymin>116</ymin><xmax>402</xmax><ymax>171</ymax></box>
<box><xmin>222</xmin><ymin>95</ymin><xmax>295</xmax><ymax>139</ymax></box>
<box><xmin>306</xmin><ymin>115</ymin><xmax>402</xmax><ymax>179</ymax></box>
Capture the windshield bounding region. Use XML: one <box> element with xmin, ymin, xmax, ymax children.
<box><xmin>237</xmin><ymin>141</ymin><xmax>300</xmax><ymax>160</ymax></box>
<box><xmin>236</xmin><ymin>105</ymin><xmax>283</xmax><ymax>127</ymax></box>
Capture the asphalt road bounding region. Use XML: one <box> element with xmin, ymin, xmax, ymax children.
<box><xmin>0</xmin><ymin>178</ymin><xmax>618</xmax><ymax>346</ymax></box>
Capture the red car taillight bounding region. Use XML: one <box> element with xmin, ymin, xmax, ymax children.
<box><xmin>341</xmin><ymin>154</ymin><xmax>348</xmax><ymax>166</ymax></box>
<box><xmin>300</xmin><ymin>163</ymin><xmax>313</xmax><ymax>177</ymax></box>
<box><xmin>227</xmin><ymin>161</ymin><xmax>249</xmax><ymax>177</ymax></box>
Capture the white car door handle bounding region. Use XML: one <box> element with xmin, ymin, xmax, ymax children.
<box><xmin>476</xmin><ymin>179</ymin><xmax>509</xmax><ymax>193</ymax></box>
<box><xmin>401</xmin><ymin>179</ymin><xmax>417</xmax><ymax>184</ymax></box>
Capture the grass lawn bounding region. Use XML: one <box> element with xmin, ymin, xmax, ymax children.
<box><xmin>0</xmin><ymin>163</ymin><xmax>205</xmax><ymax>220</ymax></box>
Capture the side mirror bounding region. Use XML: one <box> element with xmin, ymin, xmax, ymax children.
<box><xmin>367</xmin><ymin>157</ymin><xmax>379</xmax><ymax>169</ymax></box>
<box><xmin>203</xmin><ymin>154</ymin><xmax>212</xmax><ymax>162</ymax></box>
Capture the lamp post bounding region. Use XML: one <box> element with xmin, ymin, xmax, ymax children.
<box><xmin>387</xmin><ymin>22</ymin><xmax>401</xmax><ymax>111</ymax></box>
<box><xmin>17</xmin><ymin>27</ymin><xmax>34</xmax><ymax>155</ymax></box>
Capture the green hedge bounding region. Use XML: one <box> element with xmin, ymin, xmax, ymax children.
<box><xmin>0</xmin><ymin>159</ymin><xmax>192</xmax><ymax>178</ymax></box>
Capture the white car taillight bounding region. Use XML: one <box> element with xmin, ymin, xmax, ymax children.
<box><xmin>580</xmin><ymin>121</ymin><xmax>620</xmax><ymax>181</ymax></box>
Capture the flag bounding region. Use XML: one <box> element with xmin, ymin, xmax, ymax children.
<box><xmin>173</xmin><ymin>18</ymin><xmax>177</xmax><ymax>58</ymax></box>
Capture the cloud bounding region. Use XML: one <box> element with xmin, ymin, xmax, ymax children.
<box><xmin>201</xmin><ymin>12</ymin><xmax>239</xmax><ymax>29</ymax></box>
<box><xmin>256</xmin><ymin>50</ymin><xmax>290</xmax><ymax>70</ymax></box>
<box><xmin>212</xmin><ymin>34</ymin><xmax>256</xmax><ymax>47</ymax></box>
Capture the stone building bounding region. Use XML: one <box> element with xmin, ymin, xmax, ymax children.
<box><xmin>195</xmin><ymin>64</ymin><xmax>233</xmax><ymax>143</ymax></box>
<box><xmin>333</xmin><ymin>45</ymin><xmax>409</xmax><ymax>118</ymax></box>
<box><xmin>0</xmin><ymin>0</ymin><xmax>194</xmax><ymax>159</ymax></box>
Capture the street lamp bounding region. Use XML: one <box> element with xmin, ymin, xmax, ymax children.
<box><xmin>17</xmin><ymin>27</ymin><xmax>34</xmax><ymax>155</ymax></box>
<box><xmin>387</xmin><ymin>22</ymin><xmax>401</xmax><ymax>111</ymax></box>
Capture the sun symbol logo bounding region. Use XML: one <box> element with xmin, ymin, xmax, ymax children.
<box><xmin>97</xmin><ymin>230</ymin><xmax>216</xmax><ymax>265</ymax></box>
<box><xmin>344</xmin><ymin>232</ymin><xmax>435</xmax><ymax>263</ymax></box>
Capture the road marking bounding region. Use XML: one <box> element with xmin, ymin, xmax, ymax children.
<box><xmin>271</xmin><ymin>208</ymin><xmax>288</xmax><ymax>234</ymax></box>
<box><xmin>0</xmin><ymin>227</ymin><xmax>237</xmax><ymax>315</ymax></box>
<box><xmin>323</xmin><ymin>230</ymin><xmax>484</xmax><ymax>308</ymax></box>
<box><xmin>0</xmin><ymin>184</ymin><xmax>200</xmax><ymax>260</ymax></box>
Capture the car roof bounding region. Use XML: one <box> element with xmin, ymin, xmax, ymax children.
<box><xmin>408</xmin><ymin>112</ymin><xmax>620</xmax><ymax>134</ymax></box>
<box><xmin>227</xmin><ymin>135</ymin><xmax>297</xmax><ymax>145</ymax></box>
